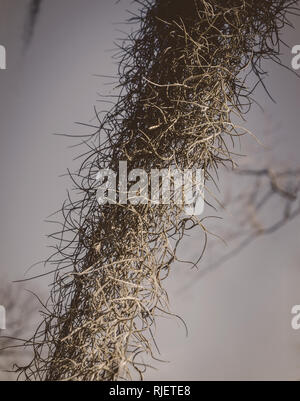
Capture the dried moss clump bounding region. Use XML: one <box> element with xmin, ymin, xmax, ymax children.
<box><xmin>19</xmin><ymin>0</ymin><xmax>298</xmax><ymax>381</ymax></box>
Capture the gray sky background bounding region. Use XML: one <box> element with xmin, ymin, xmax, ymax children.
<box><xmin>0</xmin><ymin>0</ymin><xmax>300</xmax><ymax>380</ymax></box>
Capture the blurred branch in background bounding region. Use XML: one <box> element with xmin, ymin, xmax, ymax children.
<box><xmin>24</xmin><ymin>0</ymin><xmax>43</xmax><ymax>47</ymax></box>
<box><xmin>180</xmin><ymin>165</ymin><xmax>300</xmax><ymax>291</ymax></box>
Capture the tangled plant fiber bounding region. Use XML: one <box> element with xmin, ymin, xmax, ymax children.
<box><xmin>19</xmin><ymin>0</ymin><xmax>299</xmax><ymax>381</ymax></box>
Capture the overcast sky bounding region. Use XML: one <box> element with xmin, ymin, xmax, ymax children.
<box><xmin>0</xmin><ymin>0</ymin><xmax>300</xmax><ymax>380</ymax></box>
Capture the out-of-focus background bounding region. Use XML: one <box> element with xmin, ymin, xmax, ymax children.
<box><xmin>0</xmin><ymin>0</ymin><xmax>300</xmax><ymax>380</ymax></box>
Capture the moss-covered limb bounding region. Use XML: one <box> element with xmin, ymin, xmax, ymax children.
<box><xmin>19</xmin><ymin>0</ymin><xmax>298</xmax><ymax>381</ymax></box>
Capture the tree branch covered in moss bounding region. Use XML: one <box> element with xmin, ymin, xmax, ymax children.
<box><xmin>17</xmin><ymin>0</ymin><xmax>299</xmax><ymax>381</ymax></box>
